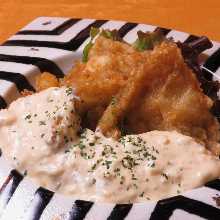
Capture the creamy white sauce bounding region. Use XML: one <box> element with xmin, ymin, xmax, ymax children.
<box><xmin>0</xmin><ymin>87</ymin><xmax>80</xmax><ymax>189</ymax></box>
<box><xmin>0</xmin><ymin>87</ymin><xmax>220</xmax><ymax>203</ymax></box>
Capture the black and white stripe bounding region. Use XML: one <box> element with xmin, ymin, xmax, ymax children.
<box><xmin>0</xmin><ymin>170</ymin><xmax>23</xmax><ymax>213</ymax></box>
<box><xmin>68</xmin><ymin>200</ymin><xmax>94</xmax><ymax>220</ymax></box>
<box><xmin>166</xmin><ymin>30</ymin><xmax>189</xmax><ymax>42</ymax></box>
<box><xmin>201</xmin><ymin>47</ymin><xmax>220</xmax><ymax>82</ymax></box>
<box><xmin>183</xmin><ymin>34</ymin><xmax>200</xmax><ymax>44</ymax></box>
<box><xmin>23</xmin><ymin>187</ymin><xmax>54</xmax><ymax>220</ymax></box>
<box><xmin>17</xmin><ymin>18</ymin><xmax>81</xmax><ymax>36</ymax></box>
<box><xmin>0</xmin><ymin>79</ymin><xmax>22</xmax><ymax>107</ymax></box>
<box><xmin>205</xmin><ymin>179</ymin><xmax>220</xmax><ymax>191</ymax></box>
<box><xmin>0</xmin><ymin>71</ymin><xmax>35</xmax><ymax>92</ymax></box>
<box><xmin>19</xmin><ymin>17</ymin><xmax>72</xmax><ymax>32</ymax></box>
<box><xmin>8</xmin><ymin>18</ymin><xmax>96</xmax><ymax>43</ymax></box>
<box><xmin>0</xmin><ymin>177</ymin><xmax>39</xmax><ymax>220</ymax></box>
<box><xmin>150</xmin><ymin>195</ymin><xmax>220</xmax><ymax>220</ymax></box>
<box><xmin>117</xmin><ymin>22</ymin><xmax>138</xmax><ymax>38</ymax></box>
<box><xmin>0</xmin><ymin>54</ymin><xmax>64</xmax><ymax>78</ymax></box>
<box><xmin>0</xmin><ymin>17</ymin><xmax>219</xmax><ymax>220</ymax></box>
<box><xmin>3</xmin><ymin>20</ymin><xmax>108</xmax><ymax>51</ymax></box>
<box><xmin>123</xmin><ymin>23</ymin><xmax>156</xmax><ymax>43</ymax></box>
<box><xmin>203</xmin><ymin>47</ymin><xmax>220</xmax><ymax>73</ymax></box>
<box><xmin>0</xmin><ymin>96</ymin><xmax>7</xmax><ymax>109</ymax></box>
<box><xmin>0</xmin><ymin>61</ymin><xmax>39</xmax><ymax>87</ymax></box>
<box><xmin>107</xmin><ymin>204</ymin><xmax>133</xmax><ymax>220</ymax></box>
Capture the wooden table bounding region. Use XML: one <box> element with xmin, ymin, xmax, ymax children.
<box><xmin>0</xmin><ymin>0</ymin><xmax>220</xmax><ymax>43</ymax></box>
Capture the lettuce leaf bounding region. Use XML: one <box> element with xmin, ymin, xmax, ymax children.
<box><xmin>133</xmin><ymin>31</ymin><xmax>164</xmax><ymax>51</ymax></box>
<box><xmin>82</xmin><ymin>27</ymin><xmax>100</xmax><ymax>62</ymax></box>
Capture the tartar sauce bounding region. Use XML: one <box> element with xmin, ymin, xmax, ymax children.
<box><xmin>0</xmin><ymin>87</ymin><xmax>220</xmax><ymax>203</ymax></box>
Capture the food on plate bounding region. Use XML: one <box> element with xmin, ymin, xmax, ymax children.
<box><xmin>37</xmin><ymin>31</ymin><xmax>220</xmax><ymax>154</ymax></box>
<box><xmin>1</xmin><ymin>87</ymin><xmax>220</xmax><ymax>203</ymax></box>
<box><xmin>36</xmin><ymin>72</ymin><xmax>59</xmax><ymax>91</ymax></box>
<box><xmin>0</xmin><ymin>28</ymin><xmax>220</xmax><ymax>203</ymax></box>
<box><xmin>97</xmin><ymin>40</ymin><xmax>220</xmax><ymax>155</ymax></box>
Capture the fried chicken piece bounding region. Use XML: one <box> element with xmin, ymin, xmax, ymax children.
<box><xmin>97</xmin><ymin>40</ymin><xmax>220</xmax><ymax>153</ymax></box>
<box><xmin>62</xmin><ymin>36</ymin><xmax>148</xmax><ymax>129</ymax></box>
<box><xmin>122</xmin><ymin>42</ymin><xmax>220</xmax><ymax>154</ymax></box>
<box><xmin>98</xmin><ymin>41</ymin><xmax>179</xmax><ymax>137</ymax></box>
<box><xmin>36</xmin><ymin>72</ymin><xmax>59</xmax><ymax>92</ymax></box>
<box><xmin>97</xmin><ymin>66</ymin><xmax>145</xmax><ymax>138</ymax></box>
<box><xmin>20</xmin><ymin>89</ymin><xmax>34</xmax><ymax>97</ymax></box>
<box><xmin>35</xmin><ymin>35</ymin><xmax>220</xmax><ymax>154</ymax></box>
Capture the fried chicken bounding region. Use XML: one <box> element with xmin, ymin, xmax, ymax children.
<box><xmin>96</xmin><ymin>40</ymin><xmax>220</xmax><ymax>154</ymax></box>
<box><xmin>61</xmin><ymin>36</ymin><xmax>148</xmax><ymax>128</ymax></box>
<box><xmin>98</xmin><ymin>41</ymin><xmax>180</xmax><ymax>137</ymax></box>
<box><xmin>36</xmin><ymin>72</ymin><xmax>59</xmax><ymax>91</ymax></box>
<box><xmin>122</xmin><ymin>42</ymin><xmax>220</xmax><ymax>153</ymax></box>
<box><xmin>35</xmin><ymin>35</ymin><xmax>220</xmax><ymax>154</ymax></box>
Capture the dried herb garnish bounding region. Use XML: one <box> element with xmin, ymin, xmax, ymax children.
<box><xmin>39</xmin><ymin>121</ymin><xmax>46</xmax><ymax>125</ymax></box>
<box><xmin>25</xmin><ymin>114</ymin><xmax>31</xmax><ymax>120</ymax></box>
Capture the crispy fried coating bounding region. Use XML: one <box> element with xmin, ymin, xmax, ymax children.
<box><xmin>61</xmin><ymin>36</ymin><xmax>148</xmax><ymax>128</ymax></box>
<box><xmin>35</xmin><ymin>35</ymin><xmax>220</xmax><ymax>153</ymax></box>
<box><xmin>123</xmin><ymin>42</ymin><xmax>220</xmax><ymax>153</ymax></box>
<box><xmin>98</xmin><ymin>41</ymin><xmax>180</xmax><ymax>137</ymax></box>
<box><xmin>97</xmin><ymin>66</ymin><xmax>145</xmax><ymax>137</ymax></box>
<box><xmin>20</xmin><ymin>89</ymin><xmax>34</xmax><ymax>97</ymax></box>
<box><xmin>95</xmin><ymin>39</ymin><xmax>220</xmax><ymax>153</ymax></box>
<box><xmin>36</xmin><ymin>72</ymin><xmax>59</xmax><ymax>92</ymax></box>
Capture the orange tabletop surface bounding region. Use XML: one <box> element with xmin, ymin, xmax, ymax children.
<box><xmin>0</xmin><ymin>0</ymin><xmax>220</xmax><ymax>43</ymax></box>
